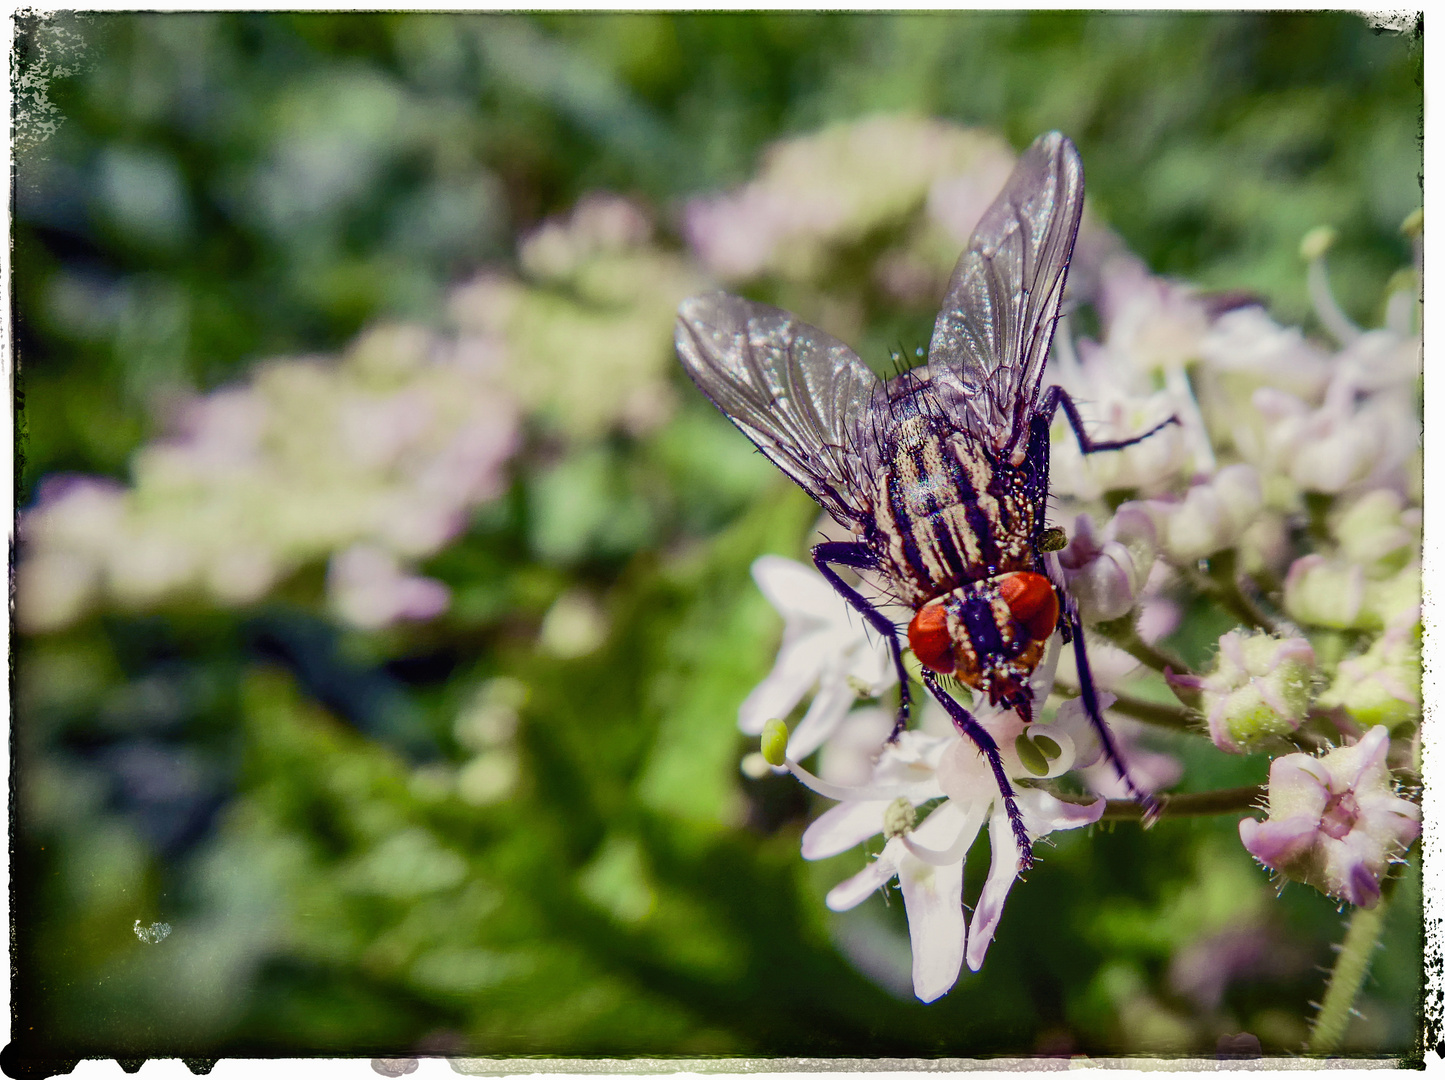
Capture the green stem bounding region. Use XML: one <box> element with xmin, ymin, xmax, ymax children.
<box><xmin>1099</xmin><ymin>784</ymin><xmax>1264</xmax><ymax>821</ymax></box>
<box><xmin>1305</xmin><ymin>897</ymin><xmax>1389</xmax><ymax>1054</ymax></box>
<box><xmin>1103</xmin><ymin>691</ymin><xmax>1199</xmax><ymax>733</ymax></box>
<box><xmin>1179</xmin><ymin>550</ymin><xmax>1283</xmax><ymax>635</ymax></box>
<box><xmin>1093</xmin><ymin>615</ymin><xmax>1193</xmax><ymax>679</ymax></box>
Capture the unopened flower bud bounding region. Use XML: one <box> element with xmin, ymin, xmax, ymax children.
<box><xmin>1179</xmin><ymin>630</ymin><xmax>1316</xmax><ymax>754</ymax></box>
<box><xmin>1057</xmin><ymin>506</ymin><xmax>1157</xmax><ymax>623</ymax></box>
<box><xmin>1332</xmin><ymin>490</ymin><xmax>1420</xmax><ymax>575</ymax></box>
<box><xmin>1367</xmin><ymin>562</ymin><xmax>1421</xmax><ymax>628</ymax></box>
<box><xmin>1239</xmin><ymin>727</ymin><xmax>1419</xmax><ymax>908</ymax></box>
<box><xmin>1152</xmin><ymin>465</ymin><xmax>1262</xmax><ymax>563</ymax></box>
<box><xmin>760</xmin><ymin>719</ymin><xmax>790</xmax><ymax>767</ymax></box>
<box><xmin>1317</xmin><ymin>614</ymin><xmax>1421</xmax><ymax>731</ymax></box>
<box><xmin>1283</xmin><ymin>555</ymin><xmax>1368</xmax><ymax>630</ymax></box>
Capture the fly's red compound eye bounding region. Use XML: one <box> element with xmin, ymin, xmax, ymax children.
<box><xmin>998</xmin><ymin>572</ymin><xmax>1059</xmax><ymax>642</ymax></box>
<box><xmin>907</xmin><ymin>600</ymin><xmax>955</xmax><ymax>674</ymax></box>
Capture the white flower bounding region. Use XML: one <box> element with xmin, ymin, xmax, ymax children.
<box><xmin>740</xmin><ymin>556</ymin><xmax>896</xmax><ymax>761</ymax></box>
<box><xmin>770</xmin><ymin>639</ymin><xmax>1104</xmax><ymax>1001</ymax></box>
<box><xmin>1141</xmin><ymin>464</ymin><xmax>1262</xmax><ymax>563</ymax></box>
<box><xmin>1093</xmin><ymin>255</ymin><xmax>1210</xmax><ymax>375</ymax></box>
<box><xmin>1197</xmin><ymin>305</ymin><xmax>1332</xmax><ymax>401</ymax></box>
<box><xmin>1243</xmin><ymin>377</ymin><xmax>1411</xmax><ymax>496</ymax></box>
<box><xmin>1239</xmin><ymin>726</ymin><xmax>1419</xmax><ymax>908</ymax></box>
<box><xmin>1045</xmin><ymin>335</ymin><xmax>1193</xmax><ymax>500</ymax></box>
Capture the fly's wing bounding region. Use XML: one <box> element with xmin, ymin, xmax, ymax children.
<box><xmin>676</xmin><ymin>293</ymin><xmax>880</xmax><ymax>526</ymax></box>
<box><xmin>926</xmin><ymin>131</ymin><xmax>1085</xmax><ymax>459</ymax></box>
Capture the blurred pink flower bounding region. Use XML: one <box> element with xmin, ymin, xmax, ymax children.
<box><xmin>327</xmin><ymin>543</ymin><xmax>450</xmax><ymax>630</ymax></box>
<box><xmin>684</xmin><ymin>116</ymin><xmax>1015</xmax><ymax>284</ymax></box>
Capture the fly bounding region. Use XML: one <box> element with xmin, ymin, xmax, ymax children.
<box><xmin>675</xmin><ymin>132</ymin><xmax>1173</xmax><ymax>867</ymax></box>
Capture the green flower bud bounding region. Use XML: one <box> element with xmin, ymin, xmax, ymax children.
<box><xmin>1317</xmin><ymin>618</ymin><xmax>1420</xmax><ymax>731</ymax></box>
<box><xmin>1367</xmin><ymin>563</ymin><xmax>1421</xmax><ymax>628</ymax></box>
<box><xmin>1332</xmin><ymin>490</ymin><xmax>1420</xmax><ymax>576</ymax></box>
<box><xmin>1284</xmin><ymin>556</ymin><xmax>1369</xmax><ymax>630</ymax></box>
<box><xmin>1178</xmin><ymin>631</ymin><xmax>1317</xmax><ymax>754</ymax></box>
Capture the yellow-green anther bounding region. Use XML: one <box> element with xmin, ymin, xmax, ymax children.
<box><xmin>883</xmin><ymin>797</ymin><xmax>917</xmax><ymax>839</ymax></box>
<box><xmin>1033</xmin><ymin>734</ymin><xmax>1062</xmax><ymax>761</ymax></box>
<box><xmin>846</xmin><ymin>675</ymin><xmax>872</xmax><ymax>698</ymax></box>
<box><xmin>1039</xmin><ymin>526</ymin><xmax>1067</xmax><ymax>552</ymax></box>
<box><xmin>760</xmin><ymin>719</ymin><xmax>789</xmax><ymax>767</ymax></box>
<box><xmin>1300</xmin><ymin>225</ymin><xmax>1337</xmax><ymax>262</ymax></box>
<box><xmin>1386</xmin><ymin>268</ymin><xmax>1418</xmax><ymax>297</ymax></box>
<box><xmin>1015</xmin><ymin>732</ymin><xmax>1050</xmax><ymax>777</ymax></box>
<box><xmin>1400</xmin><ymin>207</ymin><xmax>1423</xmax><ymax>238</ymax></box>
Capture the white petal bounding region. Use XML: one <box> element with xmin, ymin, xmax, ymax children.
<box><xmin>1017</xmin><ymin>788</ymin><xmax>1107</xmax><ymax>835</ymax></box>
<box><xmin>802</xmin><ymin>800</ymin><xmax>891</xmax><ymax>861</ymax></box>
<box><xmin>737</xmin><ymin>638</ymin><xmax>824</xmax><ymax>733</ymax></box>
<box><xmin>786</xmin><ymin>674</ymin><xmax>857</xmax><ymax>759</ymax></box>
<box><xmin>965</xmin><ymin>802</ymin><xmax>1023</xmax><ymax>971</ymax></box>
<box><xmin>847</xmin><ymin>629</ymin><xmax>898</xmax><ymax>689</ymax></box>
<box><xmin>899</xmin><ymin>849</ymin><xmax>966</xmax><ymax>1002</ymax></box>
<box><xmin>752</xmin><ymin>555</ymin><xmax>846</xmax><ymax>622</ymax></box>
<box><xmin>903</xmin><ymin>796</ymin><xmax>990</xmax><ymax>866</ymax></box>
<box><xmin>825</xmin><ymin>849</ymin><xmax>899</xmax><ymax>911</ymax></box>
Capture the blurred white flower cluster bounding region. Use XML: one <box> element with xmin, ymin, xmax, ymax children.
<box><xmin>450</xmin><ymin>192</ymin><xmax>704</xmax><ymax>439</ymax></box>
<box><xmin>685</xmin><ymin>116</ymin><xmax>1019</xmax><ymax>307</ymax></box>
<box><xmin>20</xmin><ymin>322</ymin><xmax>520</xmax><ymax>633</ymax></box>
<box><xmin>714</xmin><ymin>116</ymin><xmax>1420</xmax><ymax>996</ymax></box>
<box><xmin>20</xmin><ymin>191</ymin><xmax>705</xmax><ymax>637</ymax></box>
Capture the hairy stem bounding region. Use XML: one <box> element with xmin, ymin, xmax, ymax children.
<box><xmin>1100</xmin><ymin>784</ymin><xmax>1264</xmax><ymax>821</ymax></box>
<box><xmin>1054</xmin><ymin>683</ymin><xmax>1199</xmax><ymax>733</ymax></box>
<box><xmin>1103</xmin><ymin>691</ymin><xmax>1199</xmax><ymax>733</ymax></box>
<box><xmin>1092</xmin><ymin>615</ymin><xmax>1194</xmax><ymax>680</ymax></box>
<box><xmin>1178</xmin><ymin>550</ymin><xmax>1283</xmax><ymax>635</ymax></box>
<box><xmin>1306</xmin><ymin>897</ymin><xmax>1389</xmax><ymax>1054</ymax></box>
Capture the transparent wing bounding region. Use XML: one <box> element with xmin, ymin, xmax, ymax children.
<box><xmin>675</xmin><ymin>293</ymin><xmax>881</xmax><ymax>525</ymax></box>
<box><xmin>926</xmin><ymin>131</ymin><xmax>1085</xmax><ymax>457</ymax></box>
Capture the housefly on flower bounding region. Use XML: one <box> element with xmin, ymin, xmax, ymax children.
<box><xmin>675</xmin><ymin>132</ymin><xmax>1173</xmax><ymax>867</ymax></box>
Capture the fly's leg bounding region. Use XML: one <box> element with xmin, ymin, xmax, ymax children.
<box><xmin>922</xmin><ymin>669</ymin><xmax>1034</xmax><ymax>871</ymax></box>
<box><xmin>811</xmin><ymin>540</ymin><xmax>911</xmax><ymax>741</ymax></box>
<box><xmin>1041</xmin><ymin>385</ymin><xmax>1178</xmax><ymax>454</ymax></box>
<box><xmin>1066</xmin><ymin>608</ymin><xmax>1161</xmax><ymax>821</ymax></box>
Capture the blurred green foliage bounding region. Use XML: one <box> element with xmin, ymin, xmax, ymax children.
<box><xmin>12</xmin><ymin>10</ymin><xmax>1422</xmax><ymax>1062</ymax></box>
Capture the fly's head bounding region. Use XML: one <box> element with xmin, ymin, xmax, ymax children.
<box><xmin>907</xmin><ymin>571</ymin><xmax>1060</xmax><ymax>722</ymax></box>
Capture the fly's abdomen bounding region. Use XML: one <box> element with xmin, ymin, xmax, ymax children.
<box><xmin>872</xmin><ymin>419</ymin><xmax>1037</xmax><ymax>602</ymax></box>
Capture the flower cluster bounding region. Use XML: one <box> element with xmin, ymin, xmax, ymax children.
<box><xmin>450</xmin><ymin>193</ymin><xmax>703</xmax><ymax>439</ymax></box>
<box><xmin>759</xmin><ymin>637</ymin><xmax>1105</xmax><ymax>1001</ymax></box>
<box><xmin>719</xmin><ymin>118</ymin><xmax>1420</xmax><ymax>1002</ymax></box>
<box><xmin>19</xmin><ymin>322</ymin><xmax>520</xmax><ymax>633</ymax></box>
<box><xmin>684</xmin><ymin>116</ymin><xmax>1019</xmax><ymax>304</ymax></box>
